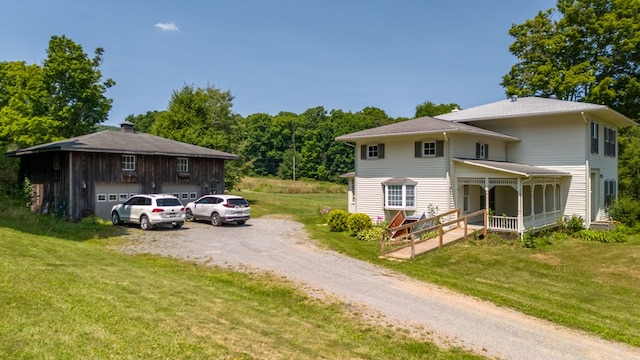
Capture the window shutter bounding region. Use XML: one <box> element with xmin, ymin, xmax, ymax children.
<box><xmin>611</xmin><ymin>129</ymin><xmax>616</xmax><ymax>156</ymax></box>
<box><xmin>476</xmin><ymin>143</ymin><xmax>480</xmax><ymax>158</ymax></box>
<box><xmin>378</xmin><ymin>143</ymin><xmax>385</xmax><ymax>159</ymax></box>
<box><xmin>360</xmin><ymin>145</ymin><xmax>366</xmax><ymax>160</ymax></box>
<box><xmin>485</xmin><ymin>144</ymin><xmax>489</xmax><ymax>159</ymax></box>
<box><xmin>436</xmin><ymin>140</ymin><xmax>444</xmax><ymax>157</ymax></box>
<box><xmin>415</xmin><ymin>142</ymin><xmax>422</xmax><ymax>158</ymax></box>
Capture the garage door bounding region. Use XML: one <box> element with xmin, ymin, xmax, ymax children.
<box><xmin>161</xmin><ymin>183</ymin><xmax>200</xmax><ymax>205</ymax></box>
<box><xmin>95</xmin><ymin>183</ymin><xmax>142</xmax><ymax>220</ymax></box>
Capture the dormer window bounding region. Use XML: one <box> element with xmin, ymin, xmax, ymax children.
<box><xmin>476</xmin><ymin>143</ymin><xmax>488</xmax><ymax>160</ymax></box>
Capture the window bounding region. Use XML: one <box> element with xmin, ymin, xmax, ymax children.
<box><xmin>189</xmin><ymin>192</ymin><xmax>198</xmax><ymax>199</ymax></box>
<box><xmin>415</xmin><ymin>140</ymin><xmax>444</xmax><ymax>158</ymax></box>
<box><xmin>108</xmin><ymin>194</ymin><xmax>118</xmax><ymax>202</ymax></box>
<box><xmin>383</xmin><ymin>179</ymin><xmax>416</xmax><ymax>209</ymax></box>
<box><xmin>476</xmin><ymin>143</ymin><xmax>488</xmax><ymax>159</ymax></box>
<box><xmin>177</xmin><ymin>157</ymin><xmax>188</xmax><ymax>172</ymax></box>
<box><xmin>604</xmin><ymin>180</ymin><xmax>616</xmax><ymax>208</ymax></box>
<box><xmin>360</xmin><ymin>144</ymin><xmax>385</xmax><ymax>159</ymax></box>
<box><xmin>97</xmin><ymin>194</ymin><xmax>107</xmax><ymax>202</ymax></box>
<box><xmin>591</xmin><ymin>122</ymin><xmax>599</xmax><ymax>154</ymax></box>
<box><xmin>122</xmin><ymin>155</ymin><xmax>135</xmax><ymax>171</ymax></box>
<box><xmin>604</xmin><ymin>127</ymin><xmax>616</xmax><ymax>157</ymax></box>
<box><xmin>119</xmin><ymin>193</ymin><xmax>129</xmax><ymax>201</ymax></box>
<box><xmin>423</xmin><ymin>142</ymin><xmax>436</xmax><ymax>156</ymax></box>
<box><xmin>368</xmin><ymin>145</ymin><xmax>378</xmax><ymax>158</ymax></box>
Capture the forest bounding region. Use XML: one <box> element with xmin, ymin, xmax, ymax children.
<box><xmin>2</xmin><ymin>0</ymin><xmax>640</xmax><ymax>223</ymax></box>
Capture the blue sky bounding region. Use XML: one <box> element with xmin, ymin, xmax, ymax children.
<box><xmin>2</xmin><ymin>0</ymin><xmax>557</xmax><ymax>126</ymax></box>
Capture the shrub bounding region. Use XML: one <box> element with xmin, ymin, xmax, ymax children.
<box><xmin>356</xmin><ymin>226</ymin><xmax>385</xmax><ymax>241</ymax></box>
<box><xmin>608</xmin><ymin>196</ymin><xmax>640</xmax><ymax>227</ymax></box>
<box><xmin>575</xmin><ymin>229</ymin><xmax>628</xmax><ymax>244</ymax></box>
<box><xmin>562</xmin><ymin>214</ymin><xmax>584</xmax><ymax>234</ymax></box>
<box><xmin>347</xmin><ymin>213</ymin><xmax>372</xmax><ymax>234</ymax></box>
<box><xmin>327</xmin><ymin>209</ymin><xmax>349</xmax><ymax>232</ymax></box>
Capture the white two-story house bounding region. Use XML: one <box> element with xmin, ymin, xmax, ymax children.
<box><xmin>336</xmin><ymin>96</ymin><xmax>636</xmax><ymax>235</ymax></box>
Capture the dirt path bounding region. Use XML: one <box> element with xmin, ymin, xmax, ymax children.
<box><xmin>120</xmin><ymin>218</ymin><xmax>640</xmax><ymax>360</ymax></box>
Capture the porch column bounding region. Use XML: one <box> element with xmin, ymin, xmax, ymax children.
<box><xmin>517</xmin><ymin>178</ymin><xmax>524</xmax><ymax>236</ymax></box>
<box><xmin>484</xmin><ymin>177</ymin><xmax>489</xmax><ymax>225</ymax></box>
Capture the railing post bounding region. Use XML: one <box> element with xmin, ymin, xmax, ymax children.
<box><xmin>438</xmin><ymin>226</ymin><xmax>443</xmax><ymax>249</ymax></box>
<box><xmin>464</xmin><ymin>217</ymin><xmax>468</xmax><ymax>239</ymax></box>
<box><xmin>411</xmin><ymin>233</ymin><xmax>415</xmax><ymax>259</ymax></box>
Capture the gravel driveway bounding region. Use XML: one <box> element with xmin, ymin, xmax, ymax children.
<box><xmin>120</xmin><ymin>217</ymin><xmax>640</xmax><ymax>360</ymax></box>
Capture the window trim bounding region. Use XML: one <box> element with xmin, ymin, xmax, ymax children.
<box><xmin>382</xmin><ymin>178</ymin><xmax>417</xmax><ymax>210</ymax></box>
<box><xmin>476</xmin><ymin>143</ymin><xmax>488</xmax><ymax>159</ymax></box>
<box><xmin>360</xmin><ymin>143</ymin><xmax>385</xmax><ymax>160</ymax></box>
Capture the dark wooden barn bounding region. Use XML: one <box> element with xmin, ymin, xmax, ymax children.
<box><xmin>5</xmin><ymin>122</ymin><xmax>238</xmax><ymax>220</ymax></box>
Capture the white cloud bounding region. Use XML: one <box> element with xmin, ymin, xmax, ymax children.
<box><xmin>154</xmin><ymin>22</ymin><xmax>179</xmax><ymax>32</ymax></box>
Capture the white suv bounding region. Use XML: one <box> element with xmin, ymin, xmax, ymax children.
<box><xmin>111</xmin><ymin>194</ymin><xmax>185</xmax><ymax>230</ymax></box>
<box><xmin>185</xmin><ymin>194</ymin><xmax>250</xmax><ymax>226</ymax></box>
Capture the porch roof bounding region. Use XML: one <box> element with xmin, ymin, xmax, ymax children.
<box><xmin>453</xmin><ymin>158</ymin><xmax>570</xmax><ymax>177</ymax></box>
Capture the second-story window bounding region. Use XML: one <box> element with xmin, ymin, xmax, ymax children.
<box><xmin>604</xmin><ymin>127</ymin><xmax>616</xmax><ymax>157</ymax></box>
<box><xmin>476</xmin><ymin>143</ymin><xmax>488</xmax><ymax>159</ymax></box>
<box><xmin>360</xmin><ymin>144</ymin><xmax>385</xmax><ymax>160</ymax></box>
<box><xmin>122</xmin><ymin>155</ymin><xmax>135</xmax><ymax>171</ymax></box>
<box><xmin>591</xmin><ymin>122</ymin><xmax>599</xmax><ymax>154</ymax></box>
<box><xmin>177</xmin><ymin>157</ymin><xmax>188</xmax><ymax>172</ymax></box>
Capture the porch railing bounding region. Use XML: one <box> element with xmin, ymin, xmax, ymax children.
<box><xmin>488</xmin><ymin>215</ymin><xmax>518</xmax><ymax>232</ymax></box>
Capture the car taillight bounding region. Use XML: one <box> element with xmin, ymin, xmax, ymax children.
<box><xmin>223</xmin><ymin>204</ymin><xmax>235</xmax><ymax>208</ymax></box>
<box><xmin>180</xmin><ymin>207</ymin><xmax>185</xmax><ymax>212</ymax></box>
<box><xmin>152</xmin><ymin>208</ymin><xmax>164</xmax><ymax>213</ymax></box>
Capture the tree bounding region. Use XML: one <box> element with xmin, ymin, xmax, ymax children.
<box><xmin>125</xmin><ymin>111</ymin><xmax>163</xmax><ymax>133</ymax></box>
<box><xmin>0</xmin><ymin>35</ymin><xmax>114</xmax><ymax>148</ymax></box>
<box><xmin>501</xmin><ymin>0</ymin><xmax>640</xmax><ymax>203</ymax></box>
<box><xmin>43</xmin><ymin>35</ymin><xmax>115</xmax><ymax>138</ymax></box>
<box><xmin>151</xmin><ymin>84</ymin><xmax>245</xmax><ymax>189</ymax></box>
<box><xmin>415</xmin><ymin>101</ymin><xmax>461</xmax><ymax>117</ymax></box>
<box><xmin>501</xmin><ymin>0</ymin><xmax>640</xmax><ymax>120</ymax></box>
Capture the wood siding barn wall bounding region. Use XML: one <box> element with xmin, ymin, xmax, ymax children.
<box><xmin>19</xmin><ymin>151</ymin><xmax>227</xmax><ymax>220</ymax></box>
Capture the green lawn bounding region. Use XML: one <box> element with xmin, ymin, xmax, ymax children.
<box><xmin>0</xmin><ymin>205</ymin><xmax>480</xmax><ymax>359</ymax></box>
<box><xmin>239</xmin><ymin>190</ymin><xmax>640</xmax><ymax>347</ymax></box>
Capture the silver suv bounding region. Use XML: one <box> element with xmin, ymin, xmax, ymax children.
<box><xmin>111</xmin><ymin>194</ymin><xmax>185</xmax><ymax>230</ymax></box>
<box><xmin>185</xmin><ymin>195</ymin><xmax>250</xmax><ymax>226</ymax></box>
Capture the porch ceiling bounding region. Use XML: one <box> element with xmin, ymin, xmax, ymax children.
<box><xmin>453</xmin><ymin>158</ymin><xmax>570</xmax><ymax>177</ymax></box>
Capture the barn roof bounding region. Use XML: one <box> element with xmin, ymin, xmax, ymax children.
<box><xmin>6</xmin><ymin>130</ymin><xmax>239</xmax><ymax>160</ymax></box>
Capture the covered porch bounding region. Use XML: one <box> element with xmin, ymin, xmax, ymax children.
<box><xmin>454</xmin><ymin>159</ymin><xmax>571</xmax><ymax>236</ymax></box>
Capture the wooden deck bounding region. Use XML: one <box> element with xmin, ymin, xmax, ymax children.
<box><xmin>384</xmin><ymin>224</ymin><xmax>485</xmax><ymax>260</ymax></box>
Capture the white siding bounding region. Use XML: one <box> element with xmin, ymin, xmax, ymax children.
<box><xmin>449</xmin><ymin>133</ymin><xmax>507</xmax><ymax>161</ymax></box>
<box><xmin>472</xmin><ymin>114</ymin><xmax>586</xmax><ymax>166</ymax></box>
<box><xmin>357</xmin><ymin>137</ymin><xmax>447</xmax><ymax>178</ymax></box>
<box><xmin>355</xmin><ymin>176</ymin><xmax>452</xmax><ymax>221</ymax></box>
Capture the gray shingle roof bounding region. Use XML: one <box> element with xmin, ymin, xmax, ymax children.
<box><xmin>7</xmin><ymin>130</ymin><xmax>239</xmax><ymax>159</ymax></box>
<box><xmin>454</xmin><ymin>158</ymin><xmax>570</xmax><ymax>177</ymax></box>
<box><xmin>335</xmin><ymin>116</ymin><xmax>520</xmax><ymax>142</ymax></box>
<box><xmin>436</xmin><ymin>96</ymin><xmax>636</xmax><ymax>127</ymax></box>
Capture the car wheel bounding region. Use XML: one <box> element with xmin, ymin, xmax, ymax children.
<box><xmin>237</xmin><ymin>220</ymin><xmax>246</xmax><ymax>225</ymax></box>
<box><xmin>211</xmin><ymin>213</ymin><xmax>222</xmax><ymax>227</ymax></box>
<box><xmin>173</xmin><ymin>222</ymin><xmax>183</xmax><ymax>229</ymax></box>
<box><xmin>185</xmin><ymin>209</ymin><xmax>194</xmax><ymax>222</ymax></box>
<box><xmin>140</xmin><ymin>215</ymin><xmax>151</xmax><ymax>230</ymax></box>
<box><xmin>111</xmin><ymin>212</ymin><xmax>122</xmax><ymax>225</ymax></box>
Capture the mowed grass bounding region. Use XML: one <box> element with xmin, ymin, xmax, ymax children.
<box><xmin>236</xmin><ymin>186</ymin><xmax>640</xmax><ymax>347</ymax></box>
<box><xmin>0</xmin><ymin>208</ymin><xmax>481</xmax><ymax>359</ymax></box>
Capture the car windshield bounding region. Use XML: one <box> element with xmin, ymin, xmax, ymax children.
<box><xmin>156</xmin><ymin>198</ymin><xmax>182</xmax><ymax>207</ymax></box>
<box><xmin>228</xmin><ymin>198</ymin><xmax>248</xmax><ymax>206</ymax></box>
